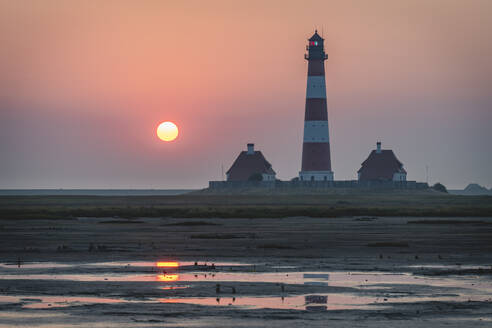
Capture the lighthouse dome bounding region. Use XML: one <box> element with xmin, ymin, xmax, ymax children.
<box><xmin>309</xmin><ymin>30</ymin><xmax>323</xmax><ymax>41</ymax></box>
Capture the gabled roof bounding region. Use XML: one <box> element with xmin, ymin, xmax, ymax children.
<box><xmin>226</xmin><ymin>151</ymin><xmax>275</xmax><ymax>181</ymax></box>
<box><xmin>309</xmin><ymin>30</ymin><xmax>323</xmax><ymax>41</ymax></box>
<box><xmin>357</xmin><ymin>150</ymin><xmax>406</xmax><ymax>180</ymax></box>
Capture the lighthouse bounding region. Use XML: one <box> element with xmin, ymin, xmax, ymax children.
<box><xmin>299</xmin><ymin>31</ymin><xmax>334</xmax><ymax>181</ymax></box>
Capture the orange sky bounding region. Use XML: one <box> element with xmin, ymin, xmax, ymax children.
<box><xmin>1</xmin><ymin>0</ymin><xmax>491</xmax><ymax>188</ymax></box>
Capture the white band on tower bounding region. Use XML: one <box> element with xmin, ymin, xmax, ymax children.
<box><xmin>303</xmin><ymin>121</ymin><xmax>329</xmax><ymax>142</ymax></box>
<box><xmin>306</xmin><ymin>76</ymin><xmax>327</xmax><ymax>99</ymax></box>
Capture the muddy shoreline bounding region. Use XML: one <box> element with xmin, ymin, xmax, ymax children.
<box><xmin>0</xmin><ymin>216</ymin><xmax>491</xmax><ymax>327</ymax></box>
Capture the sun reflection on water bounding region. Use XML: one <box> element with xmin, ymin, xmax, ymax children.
<box><xmin>157</xmin><ymin>274</ymin><xmax>179</xmax><ymax>282</ymax></box>
<box><xmin>156</xmin><ymin>261</ymin><xmax>179</xmax><ymax>268</ymax></box>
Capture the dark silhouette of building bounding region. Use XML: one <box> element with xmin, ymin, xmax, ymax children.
<box><xmin>358</xmin><ymin>142</ymin><xmax>407</xmax><ymax>181</ymax></box>
<box><xmin>226</xmin><ymin>144</ymin><xmax>276</xmax><ymax>181</ymax></box>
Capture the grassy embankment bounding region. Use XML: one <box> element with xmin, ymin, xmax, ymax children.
<box><xmin>1</xmin><ymin>189</ymin><xmax>491</xmax><ymax>219</ymax></box>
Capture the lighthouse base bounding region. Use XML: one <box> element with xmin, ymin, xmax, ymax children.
<box><xmin>299</xmin><ymin>171</ymin><xmax>334</xmax><ymax>181</ymax></box>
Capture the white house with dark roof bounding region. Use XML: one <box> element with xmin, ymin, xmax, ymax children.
<box><xmin>226</xmin><ymin>144</ymin><xmax>276</xmax><ymax>181</ymax></box>
<box><xmin>357</xmin><ymin>142</ymin><xmax>407</xmax><ymax>182</ymax></box>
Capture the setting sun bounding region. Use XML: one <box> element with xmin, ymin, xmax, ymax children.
<box><xmin>156</xmin><ymin>261</ymin><xmax>179</xmax><ymax>268</ymax></box>
<box><xmin>157</xmin><ymin>122</ymin><xmax>178</xmax><ymax>142</ymax></box>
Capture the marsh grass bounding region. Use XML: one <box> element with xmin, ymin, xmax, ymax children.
<box><xmin>0</xmin><ymin>192</ymin><xmax>491</xmax><ymax>220</ymax></box>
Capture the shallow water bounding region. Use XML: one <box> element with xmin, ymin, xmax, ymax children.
<box><xmin>0</xmin><ymin>268</ymin><xmax>485</xmax><ymax>288</ymax></box>
<box><xmin>0</xmin><ymin>295</ymin><xmax>128</xmax><ymax>309</ymax></box>
<box><xmin>159</xmin><ymin>293</ymin><xmax>382</xmax><ymax>311</ymax></box>
<box><xmin>0</xmin><ymin>293</ymin><xmax>378</xmax><ymax>311</ymax></box>
<box><xmin>405</xmin><ymin>264</ymin><xmax>492</xmax><ymax>270</ymax></box>
<box><xmin>1</xmin><ymin>260</ymin><xmax>491</xmax><ymax>311</ymax></box>
<box><xmin>0</xmin><ymin>260</ymin><xmax>249</xmax><ymax>270</ymax></box>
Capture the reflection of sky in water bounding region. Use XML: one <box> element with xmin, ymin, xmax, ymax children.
<box><xmin>156</xmin><ymin>261</ymin><xmax>179</xmax><ymax>268</ymax></box>
<box><xmin>159</xmin><ymin>291</ymin><xmax>492</xmax><ymax>310</ymax></box>
<box><xmin>157</xmin><ymin>274</ymin><xmax>179</xmax><ymax>281</ymax></box>
<box><xmin>0</xmin><ymin>270</ymin><xmax>486</xmax><ymax>291</ymax></box>
<box><xmin>0</xmin><ymin>295</ymin><xmax>128</xmax><ymax>309</ymax></box>
<box><xmin>1</xmin><ymin>290</ymin><xmax>489</xmax><ymax>311</ymax></box>
<box><xmin>0</xmin><ymin>261</ymin><xmax>491</xmax><ymax>311</ymax></box>
<box><xmin>159</xmin><ymin>294</ymin><xmax>380</xmax><ymax>311</ymax></box>
<box><xmin>0</xmin><ymin>262</ymin><xmax>72</xmax><ymax>269</ymax></box>
<box><xmin>0</xmin><ymin>293</ymin><xmax>379</xmax><ymax>311</ymax></box>
<box><xmin>405</xmin><ymin>264</ymin><xmax>492</xmax><ymax>270</ymax></box>
<box><xmin>161</xmin><ymin>285</ymin><xmax>189</xmax><ymax>290</ymax></box>
<box><xmin>0</xmin><ymin>260</ymin><xmax>250</xmax><ymax>269</ymax></box>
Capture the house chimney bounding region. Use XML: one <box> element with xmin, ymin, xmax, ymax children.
<box><xmin>376</xmin><ymin>141</ymin><xmax>382</xmax><ymax>154</ymax></box>
<box><xmin>247</xmin><ymin>143</ymin><xmax>254</xmax><ymax>155</ymax></box>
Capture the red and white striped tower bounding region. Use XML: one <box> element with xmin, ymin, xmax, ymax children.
<box><xmin>299</xmin><ymin>31</ymin><xmax>334</xmax><ymax>181</ymax></box>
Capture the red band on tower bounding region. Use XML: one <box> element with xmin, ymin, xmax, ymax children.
<box><xmin>300</xmin><ymin>31</ymin><xmax>334</xmax><ymax>181</ymax></box>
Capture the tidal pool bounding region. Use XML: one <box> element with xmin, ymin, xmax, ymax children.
<box><xmin>1</xmin><ymin>260</ymin><xmax>491</xmax><ymax>311</ymax></box>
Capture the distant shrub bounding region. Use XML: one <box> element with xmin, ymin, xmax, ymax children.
<box><xmin>432</xmin><ymin>183</ymin><xmax>448</xmax><ymax>193</ymax></box>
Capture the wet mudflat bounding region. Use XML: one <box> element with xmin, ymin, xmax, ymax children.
<box><xmin>0</xmin><ymin>216</ymin><xmax>491</xmax><ymax>327</ymax></box>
